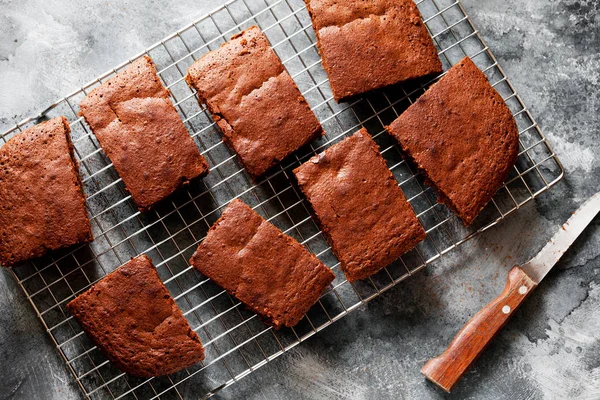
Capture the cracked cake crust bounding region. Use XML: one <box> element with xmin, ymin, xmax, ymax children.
<box><xmin>66</xmin><ymin>255</ymin><xmax>205</xmax><ymax>377</ymax></box>
<box><xmin>0</xmin><ymin>117</ymin><xmax>92</xmax><ymax>268</ymax></box>
<box><xmin>185</xmin><ymin>26</ymin><xmax>323</xmax><ymax>178</ymax></box>
<box><xmin>386</xmin><ymin>57</ymin><xmax>520</xmax><ymax>226</ymax></box>
<box><xmin>304</xmin><ymin>0</ymin><xmax>443</xmax><ymax>101</ymax></box>
<box><xmin>79</xmin><ymin>56</ymin><xmax>209</xmax><ymax>212</ymax></box>
<box><xmin>189</xmin><ymin>199</ymin><xmax>334</xmax><ymax>329</ymax></box>
<box><xmin>293</xmin><ymin>129</ymin><xmax>426</xmax><ymax>282</ymax></box>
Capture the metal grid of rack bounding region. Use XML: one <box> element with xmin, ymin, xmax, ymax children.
<box><xmin>1</xmin><ymin>0</ymin><xmax>563</xmax><ymax>398</ymax></box>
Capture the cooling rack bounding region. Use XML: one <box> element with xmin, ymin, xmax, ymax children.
<box><xmin>1</xmin><ymin>0</ymin><xmax>563</xmax><ymax>398</ymax></box>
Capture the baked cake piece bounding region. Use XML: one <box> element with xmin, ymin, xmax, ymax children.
<box><xmin>304</xmin><ymin>0</ymin><xmax>442</xmax><ymax>101</ymax></box>
<box><xmin>387</xmin><ymin>57</ymin><xmax>520</xmax><ymax>226</ymax></box>
<box><xmin>185</xmin><ymin>26</ymin><xmax>323</xmax><ymax>178</ymax></box>
<box><xmin>293</xmin><ymin>129</ymin><xmax>426</xmax><ymax>282</ymax></box>
<box><xmin>79</xmin><ymin>56</ymin><xmax>209</xmax><ymax>212</ymax></box>
<box><xmin>190</xmin><ymin>199</ymin><xmax>334</xmax><ymax>329</ymax></box>
<box><xmin>67</xmin><ymin>255</ymin><xmax>205</xmax><ymax>377</ymax></box>
<box><xmin>0</xmin><ymin>117</ymin><xmax>92</xmax><ymax>268</ymax></box>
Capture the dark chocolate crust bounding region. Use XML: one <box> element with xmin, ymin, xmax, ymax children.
<box><xmin>304</xmin><ymin>0</ymin><xmax>442</xmax><ymax>101</ymax></box>
<box><xmin>185</xmin><ymin>26</ymin><xmax>323</xmax><ymax>178</ymax></box>
<box><xmin>293</xmin><ymin>129</ymin><xmax>426</xmax><ymax>282</ymax></box>
<box><xmin>387</xmin><ymin>57</ymin><xmax>520</xmax><ymax>226</ymax></box>
<box><xmin>190</xmin><ymin>199</ymin><xmax>334</xmax><ymax>328</ymax></box>
<box><xmin>0</xmin><ymin>117</ymin><xmax>92</xmax><ymax>268</ymax></box>
<box><xmin>79</xmin><ymin>56</ymin><xmax>209</xmax><ymax>212</ymax></box>
<box><xmin>66</xmin><ymin>255</ymin><xmax>205</xmax><ymax>377</ymax></box>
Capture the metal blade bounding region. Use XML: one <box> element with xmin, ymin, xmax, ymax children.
<box><xmin>521</xmin><ymin>191</ymin><xmax>600</xmax><ymax>284</ymax></box>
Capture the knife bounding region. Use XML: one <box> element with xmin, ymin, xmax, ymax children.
<box><xmin>421</xmin><ymin>191</ymin><xmax>600</xmax><ymax>392</ymax></box>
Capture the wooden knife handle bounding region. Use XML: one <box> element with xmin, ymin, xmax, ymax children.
<box><xmin>421</xmin><ymin>265</ymin><xmax>537</xmax><ymax>392</ymax></box>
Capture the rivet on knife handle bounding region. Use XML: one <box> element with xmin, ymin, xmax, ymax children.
<box><xmin>421</xmin><ymin>265</ymin><xmax>536</xmax><ymax>392</ymax></box>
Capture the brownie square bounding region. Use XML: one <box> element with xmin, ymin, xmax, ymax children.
<box><xmin>190</xmin><ymin>199</ymin><xmax>334</xmax><ymax>329</ymax></box>
<box><xmin>304</xmin><ymin>0</ymin><xmax>442</xmax><ymax>101</ymax></box>
<box><xmin>293</xmin><ymin>129</ymin><xmax>426</xmax><ymax>282</ymax></box>
<box><xmin>0</xmin><ymin>117</ymin><xmax>92</xmax><ymax>268</ymax></box>
<box><xmin>185</xmin><ymin>26</ymin><xmax>323</xmax><ymax>178</ymax></box>
<box><xmin>79</xmin><ymin>56</ymin><xmax>209</xmax><ymax>212</ymax></box>
<box><xmin>67</xmin><ymin>255</ymin><xmax>205</xmax><ymax>377</ymax></box>
<box><xmin>387</xmin><ymin>57</ymin><xmax>520</xmax><ymax>226</ymax></box>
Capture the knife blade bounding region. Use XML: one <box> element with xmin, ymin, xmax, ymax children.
<box><xmin>521</xmin><ymin>191</ymin><xmax>600</xmax><ymax>283</ymax></box>
<box><xmin>421</xmin><ymin>191</ymin><xmax>600</xmax><ymax>393</ymax></box>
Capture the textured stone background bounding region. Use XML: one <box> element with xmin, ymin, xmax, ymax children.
<box><xmin>0</xmin><ymin>0</ymin><xmax>598</xmax><ymax>399</ymax></box>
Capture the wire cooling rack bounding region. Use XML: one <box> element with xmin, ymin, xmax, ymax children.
<box><xmin>1</xmin><ymin>0</ymin><xmax>563</xmax><ymax>398</ymax></box>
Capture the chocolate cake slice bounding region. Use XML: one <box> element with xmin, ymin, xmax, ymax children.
<box><xmin>387</xmin><ymin>57</ymin><xmax>520</xmax><ymax>226</ymax></box>
<box><xmin>190</xmin><ymin>199</ymin><xmax>334</xmax><ymax>329</ymax></box>
<box><xmin>0</xmin><ymin>117</ymin><xmax>92</xmax><ymax>268</ymax></box>
<box><xmin>67</xmin><ymin>255</ymin><xmax>205</xmax><ymax>377</ymax></box>
<box><xmin>79</xmin><ymin>56</ymin><xmax>209</xmax><ymax>212</ymax></box>
<box><xmin>304</xmin><ymin>0</ymin><xmax>442</xmax><ymax>101</ymax></box>
<box><xmin>293</xmin><ymin>129</ymin><xmax>426</xmax><ymax>282</ymax></box>
<box><xmin>185</xmin><ymin>26</ymin><xmax>323</xmax><ymax>178</ymax></box>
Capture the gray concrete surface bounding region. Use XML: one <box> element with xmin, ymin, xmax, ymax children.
<box><xmin>1</xmin><ymin>0</ymin><xmax>599</xmax><ymax>399</ymax></box>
